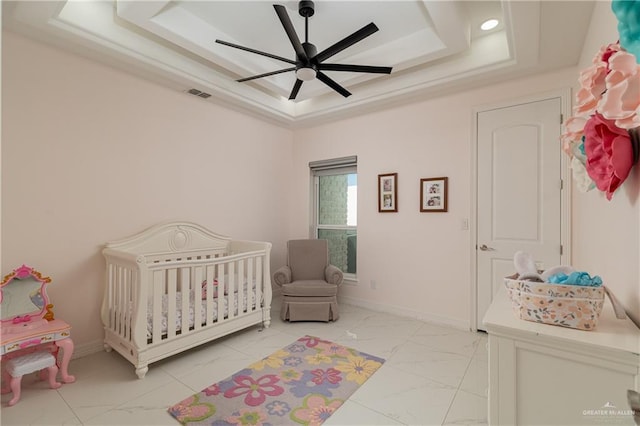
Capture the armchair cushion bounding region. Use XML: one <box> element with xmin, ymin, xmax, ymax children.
<box><xmin>288</xmin><ymin>239</ymin><xmax>329</xmax><ymax>281</ymax></box>
<box><xmin>282</xmin><ymin>280</ymin><xmax>339</xmax><ymax>297</ymax></box>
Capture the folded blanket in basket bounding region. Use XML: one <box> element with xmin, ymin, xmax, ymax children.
<box><xmin>547</xmin><ymin>271</ymin><xmax>602</xmax><ymax>286</ymax></box>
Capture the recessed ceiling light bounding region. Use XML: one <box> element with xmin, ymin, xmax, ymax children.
<box><xmin>481</xmin><ymin>19</ymin><xmax>499</xmax><ymax>31</ymax></box>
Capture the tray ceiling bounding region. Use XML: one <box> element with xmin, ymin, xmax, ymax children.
<box><xmin>3</xmin><ymin>1</ymin><xmax>594</xmax><ymax>126</ymax></box>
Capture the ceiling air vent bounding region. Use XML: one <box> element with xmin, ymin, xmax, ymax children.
<box><xmin>186</xmin><ymin>88</ymin><xmax>211</xmax><ymax>99</ymax></box>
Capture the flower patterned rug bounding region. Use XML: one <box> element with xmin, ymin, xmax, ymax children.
<box><xmin>168</xmin><ymin>335</ymin><xmax>385</xmax><ymax>425</ymax></box>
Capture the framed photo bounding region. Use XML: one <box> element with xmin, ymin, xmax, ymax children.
<box><xmin>378</xmin><ymin>173</ymin><xmax>398</xmax><ymax>212</ymax></box>
<box><xmin>420</xmin><ymin>177</ymin><xmax>448</xmax><ymax>212</ymax></box>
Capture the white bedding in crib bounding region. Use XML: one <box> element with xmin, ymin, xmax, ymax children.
<box><xmin>146</xmin><ymin>289</ymin><xmax>258</xmax><ymax>338</ymax></box>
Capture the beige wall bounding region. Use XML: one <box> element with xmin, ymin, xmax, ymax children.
<box><xmin>1</xmin><ymin>32</ymin><xmax>294</xmax><ymax>353</ymax></box>
<box><xmin>291</xmin><ymin>69</ymin><xmax>580</xmax><ymax>328</ymax></box>
<box><xmin>290</xmin><ymin>1</ymin><xmax>639</xmax><ymax>328</ymax></box>
<box><xmin>2</xmin><ymin>0</ymin><xmax>638</xmax><ymax>357</ymax></box>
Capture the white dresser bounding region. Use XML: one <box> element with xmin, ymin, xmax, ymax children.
<box><xmin>483</xmin><ymin>288</ymin><xmax>640</xmax><ymax>425</ymax></box>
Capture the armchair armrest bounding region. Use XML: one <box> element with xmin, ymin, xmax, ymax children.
<box><xmin>273</xmin><ymin>266</ymin><xmax>292</xmax><ymax>287</ymax></box>
<box><xmin>325</xmin><ymin>264</ymin><xmax>344</xmax><ymax>286</ymax></box>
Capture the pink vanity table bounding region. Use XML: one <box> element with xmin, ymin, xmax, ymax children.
<box><xmin>1</xmin><ymin>265</ymin><xmax>75</xmax><ymax>392</ymax></box>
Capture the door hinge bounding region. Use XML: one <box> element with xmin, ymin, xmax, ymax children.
<box><xmin>560</xmin><ymin>245</ymin><xmax>564</xmax><ymax>255</ymax></box>
<box><xmin>560</xmin><ymin>114</ymin><xmax>564</xmax><ymax>124</ymax></box>
<box><xmin>560</xmin><ymin>179</ymin><xmax>564</xmax><ymax>190</ymax></box>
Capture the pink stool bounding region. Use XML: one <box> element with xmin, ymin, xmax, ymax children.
<box><xmin>3</xmin><ymin>351</ymin><xmax>61</xmax><ymax>406</ymax></box>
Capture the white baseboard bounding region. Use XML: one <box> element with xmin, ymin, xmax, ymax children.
<box><xmin>71</xmin><ymin>298</ymin><xmax>471</xmax><ymax>360</ymax></box>
<box><xmin>72</xmin><ymin>339</ymin><xmax>105</xmax><ymax>359</ymax></box>
<box><xmin>339</xmin><ymin>295</ymin><xmax>470</xmax><ymax>331</ymax></box>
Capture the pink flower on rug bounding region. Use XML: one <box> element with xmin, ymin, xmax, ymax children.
<box><xmin>299</xmin><ymin>335</ymin><xmax>328</xmax><ymax>348</ymax></box>
<box><xmin>290</xmin><ymin>394</ymin><xmax>344</xmax><ymax>426</ymax></box>
<box><xmin>335</xmin><ymin>355</ymin><xmax>384</xmax><ymax>385</ymax></box>
<box><xmin>168</xmin><ymin>395</ymin><xmax>216</xmax><ymax>423</ymax></box>
<box><xmin>224</xmin><ymin>374</ymin><xmax>284</xmax><ymax>406</ymax></box>
<box><xmin>316</xmin><ymin>341</ymin><xmax>351</xmax><ymax>358</ymax></box>
<box><xmin>226</xmin><ymin>408</ymin><xmax>268</xmax><ymax>426</ymax></box>
<box><xmin>583</xmin><ymin>112</ymin><xmax>634</xmax><ymax>200</ymax></box>
<box><xmin>311</xmin><ymin>368</ymin><xmax>343</xmax><ymax>385</ymax></box>
<box><xmin>203</xmin><ymin>383</ymin><xmax>221</xmax><ymax>396</ymax></box>
<box><xmin>598</xmin><ymin>50</ymin><xmax>640</xmax><ymax>130</ymax></box>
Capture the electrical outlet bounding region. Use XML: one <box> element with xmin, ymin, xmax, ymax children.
<box><xmin>370</xmin><ymin>280</ymin><xmax>376</xmax><ymax>289</ymax></box>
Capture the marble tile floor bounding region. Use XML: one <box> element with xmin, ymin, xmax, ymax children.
<box><xmin>1</xmin><ymin>298</ymin><xmax>488</xmax><ymax>425</ymax></box>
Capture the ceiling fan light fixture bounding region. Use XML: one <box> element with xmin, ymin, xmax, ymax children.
<box><xmin>480</xmin><ymin>19</ymin><xmax>499</xmax><ymax>31</ymax></box>
<box><xmin>296</xmin><ymin>67</ymin><xmax>316</xmax><ymax>81</ymax></box>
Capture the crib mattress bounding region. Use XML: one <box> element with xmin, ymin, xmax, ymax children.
<box><xmin>147</xmin><ymin>289</ymin><xmax>258</xmax><ymax>338</ymax></box>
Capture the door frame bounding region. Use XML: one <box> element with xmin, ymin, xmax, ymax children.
<box><xmin>469</xmin><ymin>88</ymin><xmax>573</xmax><ymax>331</ymax></box>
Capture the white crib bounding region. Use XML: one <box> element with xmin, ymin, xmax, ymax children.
<box><xmin>101</xmin><ymin>221</ymin><xmax>272</xmax><ymax>379</ymax></box>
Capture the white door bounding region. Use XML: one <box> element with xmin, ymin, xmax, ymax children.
<box><xmin>476</xmin><ymin>97</ymin><xmax>563</xmax><ymax>329</ymax></box>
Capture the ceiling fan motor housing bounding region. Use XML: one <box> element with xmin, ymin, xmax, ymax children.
<box><xmin>302</xmin><ymin>42</ymin><xmax>317</xmax><ymax>64</ymax></box>
<box><xmin>298</xmin><ymin>1</ymin><xmax>315</xmax><ymax>18</ymax></box>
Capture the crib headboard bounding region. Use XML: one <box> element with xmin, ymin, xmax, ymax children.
<box><xmin>104</xmin><ymin>221</ymin><xmax>231</xmax><ymax>259</ymax></box>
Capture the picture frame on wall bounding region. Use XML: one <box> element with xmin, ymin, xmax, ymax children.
<box><xmin>420</xmin><ymin>177</ymin><xmax>448</xmax><ymax>212</ymax></box>
<box><xmin>378</xmin><ymin>173</ymin><xmax>398</xmax><ymax>212</ymax></box>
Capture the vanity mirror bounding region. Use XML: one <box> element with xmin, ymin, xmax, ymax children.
<box><xmin>0</xmin><ymin>265</ymin><xmax>53</xmax><ymax>324</ymax></box>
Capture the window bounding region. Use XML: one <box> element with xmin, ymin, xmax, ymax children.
<box><xmin>310</xmin><ymin>156</ymin><xmax>357</xmax><ymax>278</ymax></box>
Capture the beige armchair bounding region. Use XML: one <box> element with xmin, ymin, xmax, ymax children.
<box><xmin>273</xmin><ymin>239</ymin><xmax>343</xmax><ymax>322</ymax></box>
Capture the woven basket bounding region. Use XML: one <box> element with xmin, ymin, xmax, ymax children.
<box><xmin>504</xmin><ymin>273</ymin><xmax>625</xmax><ymax>331</ymax></box>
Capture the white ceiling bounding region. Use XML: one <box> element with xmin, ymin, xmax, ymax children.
<box><xmin>3</xmin><ymin>1</ymin><xmax>594</xmax><ymax>127</ymax></box>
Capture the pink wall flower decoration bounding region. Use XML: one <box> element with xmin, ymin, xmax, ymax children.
<box><xmin>598</xmin><ymin>50</ymin><xmax>640</xmax><ymax>130</ymax></box>
<box><xmin>583</xmin><ymin>113</ymin><xmax>634</xmax><ymax>200</ymax></box>
<box><xmin>561</xmin><ymin>39</ymin><xmax>639</xmax><ymax>200</ymax></box>
<box><xmin>561</xmin><ymin>116</ymin><xmax>588</xmax><ymax>157</ymax></box>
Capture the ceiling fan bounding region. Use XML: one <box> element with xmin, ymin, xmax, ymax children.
<box><xmin>215</xmin><ymin>0</ymin><xmax>393</xmax><ymax>100</ymax></box>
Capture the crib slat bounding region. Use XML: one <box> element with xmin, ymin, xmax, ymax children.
<box><xmin>152</xmin><ymin>271</ymin><xmax>163</xmax><ymax>343</ymax></box>
<box><xmin>207</xmin><ymin>265</ymin><xmax>216</xmax><ymax>325</ymax></box>
<box><xmin>124</xmin><ymin>267</ymin><xmax>132</xmax><ymax>341</ymax></box>
<box><xmin>108</xmin><ymin>264</ymin><xmax>116</xmax><ymax>331</ymax></box>
<box><xmin>216</xmin><ymin>264</ymin><xmax>224</xmax><ymax>324</ymax></box>
<box><xmin>180</xmin><ymin>267</ymin><xmax>190</xmax><ymax>335</ymax></box>
<box><xmin>247</xmin><ymin>258</ymin><xmax>254</xmax><ymax>313</ymax></box>
<box><xmin>193</xmin><ymin>266</ymin><xmax>203</xmax><ymax>331</ymax></box>
<box><xmin>238</xmin><ymin>259</ymin><xmax>245</xmax><ymax>315</ymax></box>
<box><xmin>167</xmin><ymin>268</ymin><xmax>177</xmax><ymax>339</ymax></box>
<box><xmin>228</xmin><ymin>262</ymin><xmax>236</xmax><ymax>320</ymax></box>
<box><xmin>256</xmin><ymin>256</ymin><xmax>263</xmax><ymax>308</ymax></box>
<box><xmin>117</xmin><ymin>266</ymin><xmax>125</xmax><ymax>336</ymax></box>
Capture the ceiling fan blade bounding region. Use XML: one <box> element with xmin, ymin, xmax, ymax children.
<box><xmin>237</xmin><ymin>67</ymin><xmax>296</xmax><ymax>82</ymax></box>
<box><xmin>273</xmin><ymin>5</ymin><xmax>307</xmax><ymax>62</ymax></box>
<box><xmin>315</xmin><ymin>22</ymin><xmax>379</xmax><ymax>63</ymax></box>
<box><xmin>289</xmin><ymin>79</ymin><xmax>304</xmax><ymax>100</ymax></box>
<box><xmin>316</xmin><ymin>72</ymin><xmax>352</xmax><ymax>98</ymax></box>
<box><xmin>216</xmin><ymin>39</ymin><xmax>296</xmax><ymax>65</ymax></box>
<box><xmin>318</xmin><ymin>63</ymin><xmax>392</xmax><ymax>74</ymax></box>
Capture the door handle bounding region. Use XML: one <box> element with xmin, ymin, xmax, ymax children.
<box><xmin>479</xmin><ymin>244</ymin><xmax>495</xmax><ymax>251</ymax></box>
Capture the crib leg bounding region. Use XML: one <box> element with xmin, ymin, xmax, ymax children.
<box><xmin>135</xmin><ymin>365</ymin><xmax>148</xmax><ymax>379</ymax></box>
<box><xmin>8</xmin><ymin>375</ymin><xmax>22</xmax><ymax>406</ymax></box>
<box><xmin>46</xmin><ymin>366</ymin><xmax>62</xmax><ymax>389</ymax></box>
